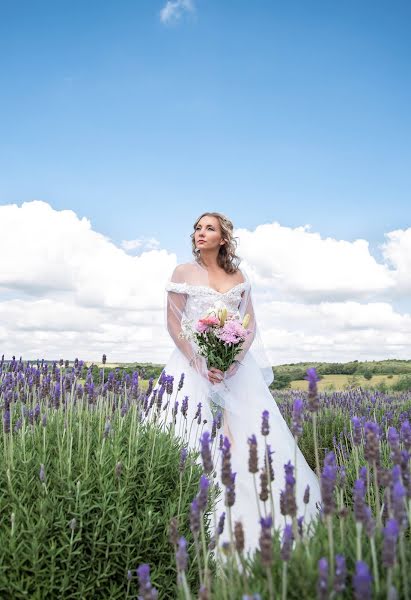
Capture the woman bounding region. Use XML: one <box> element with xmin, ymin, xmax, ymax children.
<box><xmin>156</xmin><ymin>211</ymin><xmax>321</xmax><ymax>556</ymax></box>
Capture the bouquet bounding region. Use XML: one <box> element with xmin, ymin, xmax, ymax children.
<box><xmin>179</xmin><ymin>300</ymin><xmax>252</xmax><ymax>374</ymax></box>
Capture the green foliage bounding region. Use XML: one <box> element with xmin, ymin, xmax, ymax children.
<box><xmin>391</xmin><ymin>374</ymin><xmax>411</xmax><ymax>392</ymax></box>
<box><xmin>270</xmin><ymin>372</ymin><xmax>292</xmax><ymax>390</ymax></box>
<box><xmin>0</xmin><ymin>403</ymin><xmax>204</xmax><ymax>599</ymax></box>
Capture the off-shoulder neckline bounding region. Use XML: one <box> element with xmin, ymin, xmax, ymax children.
<box><xmin>207</xmin><ymin>282</ymin><xmax>248</xmax><ymax>295</ymax></box>
<box><xmin>167</xmin><ymin>281</ymin><xmax>249</xmax><ymax>295</ymax></box>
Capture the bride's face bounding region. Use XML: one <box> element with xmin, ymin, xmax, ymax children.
<box><xmin>194</xmin><ymin>216</ymin><xmax>225</xmax><ymax>251</ymax></box>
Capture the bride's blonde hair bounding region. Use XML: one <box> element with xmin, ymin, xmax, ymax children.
<box><xmin>190</xmin><ymin>212</ymin><xmax>241</xmax><ymax>273</ymax></box>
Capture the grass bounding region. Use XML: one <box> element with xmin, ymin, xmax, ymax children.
<box><xmin>290</xmin><ymin>373</ymin><xmax>400</xmax><ymax>391</ymax></box>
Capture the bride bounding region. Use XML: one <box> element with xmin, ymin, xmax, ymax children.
<box><xmin>156</xmin><ymin>211</ymin><xmax>321</xmax><ymax>556</ymax></box>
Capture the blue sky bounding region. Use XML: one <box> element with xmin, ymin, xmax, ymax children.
<box><xmin>0</xmin><ymin>0</ymin><xmax>410</xmax><ymax>262</ymax></box>
<box><xmin>0</xmin><ymin>1</ymin><xmax>411</xmax><ymax>362</ymax></box>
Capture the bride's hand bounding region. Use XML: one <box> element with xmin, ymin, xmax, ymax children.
<box><xmin>225</xmin><ymin>361</ymin><xmax>240</xmax><ymax>379</ymax></box>
<box><xmin>208</xmin><ymin>367</ymin><xmax>224</xmax><ymax>385</ymax></box>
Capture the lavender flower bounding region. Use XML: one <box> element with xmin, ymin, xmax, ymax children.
<box><xmin>166</xmin><ymin>375</ymin><xmax>174</xmax><ymax>395</ymax></box>
<box><xmin>200</xmin><ymin>431</ymin><xmax>213</xmax><ymax>474</ymax></box>
<box><xmin>179</xmin><ymin>447</ymin><xmax>188</xmax><ymax>472</ymax></box>
<box><xmin>248</xmin><ymin>434</ymin><xmax>258</xmax><ymax>473</ymax></box>
<box><xmin>177</xmin><ymin>372</ymin><xmax>185</xmax><ymax>392</ymax></box>
<box><xmin>197</xmin><ymin>475</ymin><xmax>210</xmax><ymax>512</ymax></box>
<box><xmin>317</xmin><ymin>557</ymin><xmax>328</xmax><ymax>600</ymax></box>
<box><xmin>181</xmin><ymin>396</ymin><xmax>188</xmax><ymax>418</ymax></box>
<box><xmin>303</xmin><ymin>485</ymin><xmax>310</xmax><ymax>505</ymax></box>
<box><xmin>334</xmin><ymin>554</ymin><xmax>347</xmax><ymax>593</ymax></box>
<box><xmin>261</xmin><ymin>410</ymin><xmax>270</xmax><ymax>436</ymax></box>
<box><xmin>392</xmin><ymin>480</ymin><xmax>408</xmax><ymax>530</ymax></box>
<box><xmin>136</xmin><ymin>564</ymin><xmax>158</xmax><ymax>600</ymax></box>
<box><xmin>259</xmin><ymin>515</ymin><xmax>273</xmax><ymax>567</ymax></box>
<box><xmin>221</xmin><ymin>436</ymin><xmax>232</xmax><ymax>486</ymax></box>
<box><xmin>320</xmin><ymin>452</ymin><xmax>337</xmax><ymax>516</ymax></box>
<box><xmin>387</xmin><ymin>426</ymin><xmax>402</xmax><ymax>464</ymax></box>
<box><xmin>351</xmin><ymin>417</ymin><xmax>362</xmax><ymax>446</ymax></box>
<box><xmin>234</xmin><ymin>521</ymin><xmax>245</xmax><ymax>553</ymax></box>
<box><xmin>364</xmin><ymin>421</ymin><xmax>380</xmax><ymax>464</ymax></box>
<box><xmin>176</xmin><ymin>536</ymin><xmax>188</xmax><ymax>572</ymax></box>
<box><xmin>281</xmin><ymin>461</ymin><xmax>297</xmax><ymax>517</ymax></box>
<box><xmin>353</xmin><ymin>479</ymin><xmax>368</xmax><ymax>525</ymax></box>
<box><xmin>226</xmin><ymin>472</ymin><xmax>236</xmax><ymax>507</ymax></box>
<box><xmin>400</xmin><ymin>419</ymin><xmax>411</xmax><ymax>450</ymax></box>
<box><xmin>190</xmin><ymin>498</ymin><xmax>201</xmax><ymax>536</ymax></box>
<box><xmin>168</xmin><ymin>517</ymin><xmax>178</xmax><ymax>547</ymax></box>
<box><xmin>3</xmin><ymin>410</ymin><xmax>10</xmax><ymax>433</ymax></box>
<box><xmin>305</xmin><ymin>367</ymin><xmax>320</xmax><ymax>412</ymax></box>
<box><xmin>265</xmin><ymin>444</ymin><xmax>275</xmax><ymax>482</ymax></box>
<box><xmin>39</xmin><ymin>464</ymin><xmax>46</xmax><ymax>482</ymax></box>
<box><xmin>353</xmin><ymin>561</ymin><xmax>372</xmax><ymax>600</ymax></box>
<box><xmin>382</xmin><ymin>519</ymin><xmax>399</xmax><ymax>568</ymax></box>
<box><xmin>280</xmin><ymin>524</ymin><xmax>293</xmax><ymax>561</ymax></box>
<box><xmin>259</xmin><ymin>468</ymin><xmax>268</xmax><ymax>502</ymax></box>
<box><xmin>217</xmin><ymin>512</ymin><xmax>225</xmax><ymax>535</ymax></box>
<box><xmin>291</xmin><ymin>398</ymin><xmax>304</xmax><ymax>438</ymax></box>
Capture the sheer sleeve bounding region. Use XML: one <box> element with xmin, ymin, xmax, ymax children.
<box><xmin>165</xmin><ymin>265</ymin><xmax>208</xmax><ymax>379</ymax></box>
<box><xmin>235</xmin><ymin>288</ymin><xmax>256</xmax><ymax>363</ymax></box>
<box><xmin>232</xmin><ymin>267</ymin><xmax>274</xmax><ymax>387</ymax></box>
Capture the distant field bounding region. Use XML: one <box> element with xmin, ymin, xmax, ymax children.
<box><xmin>290</xmin><ymin>373</ymin><xmax>401</xmax><ymax>391</ymax></box>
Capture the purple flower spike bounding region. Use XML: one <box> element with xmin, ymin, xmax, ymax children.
<box><xmin>400</xmin><ymin>419</ymin><xmax>411</xmax><ymax>450</ymax></box>
<box><xmin>334</xmin><ymin>554</ymin><xmax>347</xmax><ymax>593</ymax></box>
<box><xmin>317</xmin><ymin>557</ymin><xmax>328</xmax><ymax>600</ymax></box>
<box><xmin>261</xmin><ymin>410</ymin><xmax>270</xmax><ymax>436</ymax></box>
<box><xmin>217</xmin><ymin>511</ymin><xmax>225</xmax><ymax>535</ymax></box>
<box><xmin>136</xmin><ymin>563</ymin><xmax>158</xmax><ymax>600</ymax></box>
<box><xmin>248</xmin><ymin>434</ymin><xmax>258</xmax><ymax>474</ymax></box>
<box><xmin>176</xmin><ymin>536</ymin><xmax>188</xmax><ymax>572</ymax></box>
<box><xmin>179</xmin><ymin>448</ymin><xmax>188</xmax><ymax>472</ymax></box>
<box><xmin>382</xmin><ymin>518</ymin><xmax>399</xmax><ymax>568</ymax></box>
<box><xmin>190</xmin><ymin>498</ymin><xmax>201</xmax><ymax>536</ymax></box>
<box><xmin>3</xmin><ymin>410</ymin><xmax>10</xmax><ymax>434</ymax></box>
<box><xmin>280</xmin><ymin>524</ymin><xmax>293</xmax><ymax>561</ymax></box>
<box><xmin>197</xmin><ymin>475</ymin><xmax>210</xmax><ymax>511</ymax></box>
<box><xmin>303</xmin><ymin>484</ymin><xmax>310</xmax><ymax>504</ymax></box>
<box><xmin>364</xmin><ymin>421</ymin><xmax>380</xmax><ymax>464</ymax></box>
<box><xmin>200</xmin><ymin>431</ymin><xmax>213</xmax><ymax>474</ymax></box>
<box><xmin>351</xmin><ymin>417</ymin><xmax>362</xmax><ymax>446</ymax></box>
<box><xmin>392</xmin><ymin>481</ymin><xmax>407</xmax><ymax>530</ymax></box>
<box><xmin>291</xmin><ymin>398</ymin><xmax>304</xmax><ymax>438</ymax></box>
<box><xmin>353</xmin><ymin>479</ymin><xmax>367</xmax><ymax>525</ymax></box>
<box><xmin>39</xmin><ymin>464</ymin><xmax>46</xmax><ymax>482</ymax></box>
<box><xmin>305</xmin><ymin>367</ymin><xmax>320</xmax><ymax>412</ymax></box>
<box><xmin>259</xmin><ymin>515</ymin><xmax>273</xmax><ymax>567</ymax></box>
<box><xmin>353</xmin><ymin>561</ymin><xmax>372</xmax><ymax>600</ymax></box>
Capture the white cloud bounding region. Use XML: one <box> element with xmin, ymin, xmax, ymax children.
<box><xmin>160</xmin><ymin>0</ymin><xmax>194</xmax><ymax>24</ymax></box>
<box><xmin>121</xmin><ymin>237</ymin><xmax>161</xmax><ymax>252</ymax></box>
<box><xmin>236</xmin><ymin>222</ymin><xmax>396</xmax><ymax>301</ymax></box>
<box><xmin>0</xmin><ymin>200</ymin><xmax>410</xmax><ymax>364</ymax></box>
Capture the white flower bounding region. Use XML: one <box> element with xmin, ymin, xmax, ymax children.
<box><xmin>205</xmin><ymin>300</ymin><xmax>228</xmax><ymax>317</ymax></box>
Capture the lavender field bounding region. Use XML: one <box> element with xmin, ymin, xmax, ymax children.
<box><xmin>1</xmin><ymin>356</ymin><xmax>411</xmax><ymax>599</ymax></box>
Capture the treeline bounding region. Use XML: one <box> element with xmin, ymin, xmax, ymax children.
<box><xmin>275</xmin><ymin>359</ymin><xmax>411</xmax><ymax>379</ymax></box>
<box><xmin>270</xmin><ymin>359</ymin><xmax>411</xmax><ymax>390</ymax></box>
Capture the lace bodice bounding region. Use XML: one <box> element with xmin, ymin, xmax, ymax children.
<box><xmin>165</xmin><ymin>281</ymin><xmax>250</xmax><ymax>322</ymax></box>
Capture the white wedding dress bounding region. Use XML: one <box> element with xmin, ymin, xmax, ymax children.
<box><xmin>154</xmin><ymin>264</ymin><xmax>321</xmax><ymax>556</ymax></box>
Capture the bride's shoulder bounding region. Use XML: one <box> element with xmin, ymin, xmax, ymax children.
<box><xmin>170</xmin><ymin>262</ymin><xmax>195</xmax><ymax>278</ymax></box>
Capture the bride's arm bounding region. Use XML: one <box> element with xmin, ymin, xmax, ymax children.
<box><xmin>166</xmin><ymin>289</ymin><xmax>196</xmax><ymax>364</ymax></box>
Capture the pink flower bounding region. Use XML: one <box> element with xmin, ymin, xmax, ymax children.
<box><xmin>196</xmin><ymin>315</ymin><xmax>220</xmax><ymax>333</ymax></box>
<box><xmin>218</xmin><ymin>319</ymin><xmax>248</xmax><ymax>343</ymax></box>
